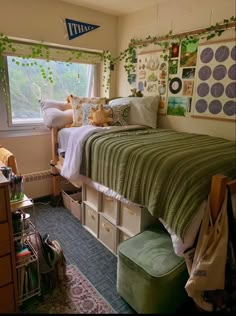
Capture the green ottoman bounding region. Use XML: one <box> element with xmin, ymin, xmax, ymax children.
<box><xmin>117</xmin><ymin>226</ymin><xmax>189</xmax><ymax>314</ymax></box>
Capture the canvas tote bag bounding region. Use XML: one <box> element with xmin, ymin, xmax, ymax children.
<box><xmin>184</xmin><ymin>193</ymin><xmax>228</xmax><ymax>312</ymax></box>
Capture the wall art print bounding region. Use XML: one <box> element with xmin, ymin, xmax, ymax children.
<box><xmin>180</xmin><ymin>40</ymin><xmax>199</xmax><ymax>67</ymax></box>
<box><xmin>167</xmin><ymin>96</ymin><xmax>190</xmax><ymax>116</ymax></box>
<box><xmin>192</xmin><ymin>39</ymin><xmax>236</xmax><ymax>120</ymax></box>
<box><xmin>137</xmin><ymin>50</ymin><xmax>168</xmax><ymax>114</ymax></box>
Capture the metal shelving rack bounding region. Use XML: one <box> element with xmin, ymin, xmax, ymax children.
<box><xmin>11</xmin><ymin>195</ymin><xmax>41</xmax><ymax>305</ymax></box>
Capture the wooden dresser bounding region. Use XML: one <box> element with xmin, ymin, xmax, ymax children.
<box><xmin>0</xmin><ymin>172</ymin><xmax>18</xmax><ymax>313</ymax></box>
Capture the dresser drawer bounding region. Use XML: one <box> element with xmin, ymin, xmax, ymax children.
<box><xmin>0</xmin><ymin>283</ymin><xmax>16</xmax><ymax>313</ymax></box>
<box><xmin>84</xmin><ymin>204</ymin><xmax>98</xmax><ymax>237</ymax></box>
<box><xmin>0</xmin><ymin>223</ymin><xmax>10</xmax><ymax>256</ymax></box>
<box><xmin>99</xmin><ymin>216</ymin><xmax>116</xmax><ymax>253</ymax></box>
<box><xmin>0</xmin><ymin>255</ymin><xmax>13</xmax><ymax>286</ymax></box>
<box><xmin>0</xmin><ymin>188</ymin><xmax>7</xmax><ymax>222</ymax></box>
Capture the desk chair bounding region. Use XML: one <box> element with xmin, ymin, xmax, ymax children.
<box><xmin>0</xmin><ymin>146</ymin><xmax>19</xmax><ymax>174</ymax></box>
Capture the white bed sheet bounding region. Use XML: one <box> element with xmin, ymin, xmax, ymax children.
<box><xmin>58</xmin><ymin>125</ymin><xmax>143</xmax><ymax>153</ymax></box>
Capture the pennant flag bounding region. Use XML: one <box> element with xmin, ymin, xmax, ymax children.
<box><xmin>65</xmin><ymin>18</ymin><xmax>100</xmax><ymax>40</ymax></box>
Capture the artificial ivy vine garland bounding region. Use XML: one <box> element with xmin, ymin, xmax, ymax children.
<box><xmin>102</xmin><ymin>15</ymin><xmax>236</xmax><ymax>90</ymax></box>
<box><xmin>0</xmin><ymin>16</ymin><xmax>235</xmax><ymax>97</ymax></box>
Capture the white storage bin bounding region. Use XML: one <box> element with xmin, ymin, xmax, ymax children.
<box><xmin>101</xmin><ymin>194</ymin><xmax>117</xmax><ymax>224</ymax></box>
<box><xmin>99</xmin><ymin>215</ymin><xmax>116</xmax><ymax>254</ymax></box>
<box><xmin>62</xmin><ymin>190</ymin><xmax>82</xmax><ymax>220</ymax></box>
<box><xmin>83</xmin><ymin>204</ymin><xmax>98</xmax><ymax>237</ymax></box>
<box><xmin>70</xmin><ymin>192</ymin><xmax>82</xmax><ymax>221</ymax></box>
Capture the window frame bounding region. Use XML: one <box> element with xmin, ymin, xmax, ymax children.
<box><xmin>0</xmin><ymin>40</ymin><xmax>103</xmax><ymax>136</ymax></box>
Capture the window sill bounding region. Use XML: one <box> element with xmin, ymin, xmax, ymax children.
<box><xmin>0</xmin><ymin>127</ymin><xmax>51</xmax><ymax>138</ymax></box>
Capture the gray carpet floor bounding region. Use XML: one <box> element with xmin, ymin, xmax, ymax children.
<box><xmin>27</xmin><ymin>199</ymin><xmax>135</xmax><ymax>314</ymax></box>
<box><xmin>23</xmin><ymin>197</ymin><xmax>196</xmax><ymax>314</ymax></box>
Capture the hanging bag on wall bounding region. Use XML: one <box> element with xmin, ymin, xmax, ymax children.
<box><xmin>203</xmin><ymin>186</ymin><xmax>236</xmax><ymax>312</ymax></box>
<box><xmin>184</xmin><ymin>193</ymin><xmax>228</xmax><ymax>312</ymax></box>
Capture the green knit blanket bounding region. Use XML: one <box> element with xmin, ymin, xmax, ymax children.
<box><xmin>83</xmin><ymin>127</ymin><xmax>236</xmax><ymax>238</ymax></box>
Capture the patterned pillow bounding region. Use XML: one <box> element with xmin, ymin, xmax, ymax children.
<box><xmin>82</xmin><ymin>104</ymin><xmax>112</xmax><ymax>125</ymax></box>
<box><xmin>109</xmin><ymin>103</ymin><xmax>130</xmax><ymax>126</ymax></box>
<box><xmin>69</xmin><ymin>95</ymin><xmax>106</xmax><ymax>127</ymax></box>
<box><xmin>109</xmin><ymin>96</ymin><xmax>160</xmax><ymax>128</ymax></box>
<box><xmin>82</xmin><ymin>103</ymin><xmax>130</xmax><ymax>126</ymax></box>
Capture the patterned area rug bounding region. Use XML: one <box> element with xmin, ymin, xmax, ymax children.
<box><xmin>22</xmin><ymin>264</ymin><xmax>116</xmax><ymax>314</ymax></box>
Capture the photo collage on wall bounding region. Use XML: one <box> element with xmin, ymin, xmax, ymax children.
<box><xmin>192</xmin><ymin>39</ymin><xmax>236</xmax><ymax>120</ymax></box>
<box><xmin>167</xmin><ymin>40</ymin><xmax>198</xmax><ymax>116</ymax></box>
<box><xmin>136</xmin><ymin>50</ymin><xmax>168</xmax><ymax>114</ymax></box>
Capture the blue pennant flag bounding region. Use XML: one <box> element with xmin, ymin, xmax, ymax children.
<box><xmin>65</xmin><ymin>18</ymin><xmax>100</xmax><ymax>40</ymax></box>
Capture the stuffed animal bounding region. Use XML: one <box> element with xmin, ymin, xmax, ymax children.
<box><xmin>88</xmin><ymin>104</ymin><xmax>112</xmax><ymax>127</ymax></box>
<box><xmin>129</xmin><ymin>88</ymin><xmax>143</xmax><ymax>97</ymax></box>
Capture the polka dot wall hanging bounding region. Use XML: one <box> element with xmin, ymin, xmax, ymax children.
<box><xmin>192</xmin><ymin>39</ymin><xmax>236</xmax><ymax>121</ymax></box>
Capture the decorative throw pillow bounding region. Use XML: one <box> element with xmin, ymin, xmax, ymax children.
<box><xmin>109</xmin><ymin>95</ymin><xmax>160</xmax><ymax>128</ymax></box>
<box><xmin>109</xmin><ymin>103</ymin><xmax>130</xmax><ymax>126</ymax></box>
<box><xmin>68</xmin><ymin>95</ymin><xmax>106</xmax><ymax>127</ymax></box>
<box><xmin>82</xmin><ymin>103</ymin><xmax>130</xmax><ymax>126</ymax></box>
<box><xmin>40</xmin><ymin>100</ymin><xmax>73</xmax><ymax>129</ymax></box>
<box><xmin>82</xmin><ymin>104</ymin><xmax>99</xmax><ymax>125</ymax></box>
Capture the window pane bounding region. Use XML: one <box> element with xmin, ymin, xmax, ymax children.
<box><xmin>7</xmin><ymin>56</ymin><xmax>94</xmax><ymax>125</ymax></box>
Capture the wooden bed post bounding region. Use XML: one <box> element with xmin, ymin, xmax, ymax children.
<box><xmin>209</xmin><ymin>174</ymin><xmax>228</xmax><ymax>224</ymax></box>
<box><xmin>50</xmin><ymin>127</ymin><xmax>61</xmax><ymax>204</ymax></box>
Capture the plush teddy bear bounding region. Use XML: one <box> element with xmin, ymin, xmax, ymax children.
<box><xmin>88</xmin><ymin>104</ymin><xmax>112</xmax><ymax>127</ymax></box>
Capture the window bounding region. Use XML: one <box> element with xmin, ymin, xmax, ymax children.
<box><xmin>0</xmin><ymin>42</ymin><xmax>103</xmax><ymax>134</ymax></box>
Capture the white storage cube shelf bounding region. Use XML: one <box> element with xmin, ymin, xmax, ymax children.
<box><xmin>81</xmin><ymin>184</ymin><xmax>157</xmax><ymax>255</ymax></box>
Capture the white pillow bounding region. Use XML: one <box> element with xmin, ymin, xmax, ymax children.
<box><xmin>40</xmin><ymin>100</ymin><xmax>73</xmax><ymax>129</ymax></box>
<box><xmin>40</xmin><ymin>99</ymin><xmax>71</xmax><ymax>111</ymax></box>
<box><xmin>109</xmin><ymin>95</ymin><xmax>160</xmax><ymax>128</ymax></box>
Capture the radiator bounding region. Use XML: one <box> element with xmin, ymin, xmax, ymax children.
<box><xmin>23</xmin><ymin>170</ymin><xmax>52</xmax><ymax>183</ymax></box>
<box><xmin>23</xmin><ymin>170</ymin><xmax>53</xmax><ymax>198</ymax></box>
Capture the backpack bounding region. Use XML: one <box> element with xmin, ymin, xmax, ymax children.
<box><xmin>29</xmin><ymin>232</ymin><xmax>66</xmax><ymax>295</ymax></box>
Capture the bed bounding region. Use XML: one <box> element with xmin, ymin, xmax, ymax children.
<box><xmin>42</xmin><ymin>96</ymin><xmax>235</xmax><ymax>256</ymax></box>
<box><xmin>50</xmin><ymin>123</ymin><xmax>236</xmax><ymax>255</ymax></box>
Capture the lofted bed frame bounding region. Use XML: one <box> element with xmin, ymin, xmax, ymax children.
<box><xmin>210</xmin><ymin>174</ymin><xmax>236</xmax><ymax>223</ymax></box>
<box><xmin>50</xmin><ymin>127</ymin><xmax>62</xmax><ymax>199</ymax></box>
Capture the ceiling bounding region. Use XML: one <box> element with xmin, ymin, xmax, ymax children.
<box><xmin>60</xmin><ymin>0</ymin><xmax>166</xmax><ymax>16</ymax></box>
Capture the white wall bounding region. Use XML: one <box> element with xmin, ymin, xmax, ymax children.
<box><xmin>116</xmin><ymin>0</ymin><xmax>236</xmax><ymax>140</ymax></box>
<box><xmin>0</xmin><ymin>0</ymin><xmax>118</xmax><ymax>197</ymax></box>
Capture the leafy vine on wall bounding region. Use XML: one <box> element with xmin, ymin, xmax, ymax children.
<box><xmin>102</xmin><ymin>16</ymin><xmax>236</xmax><ymax>90</ymax></box>
<box><xmin>0</xmin><ymin>16</ymin><xmax>235</xmax><ymax>99</ymax></box>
